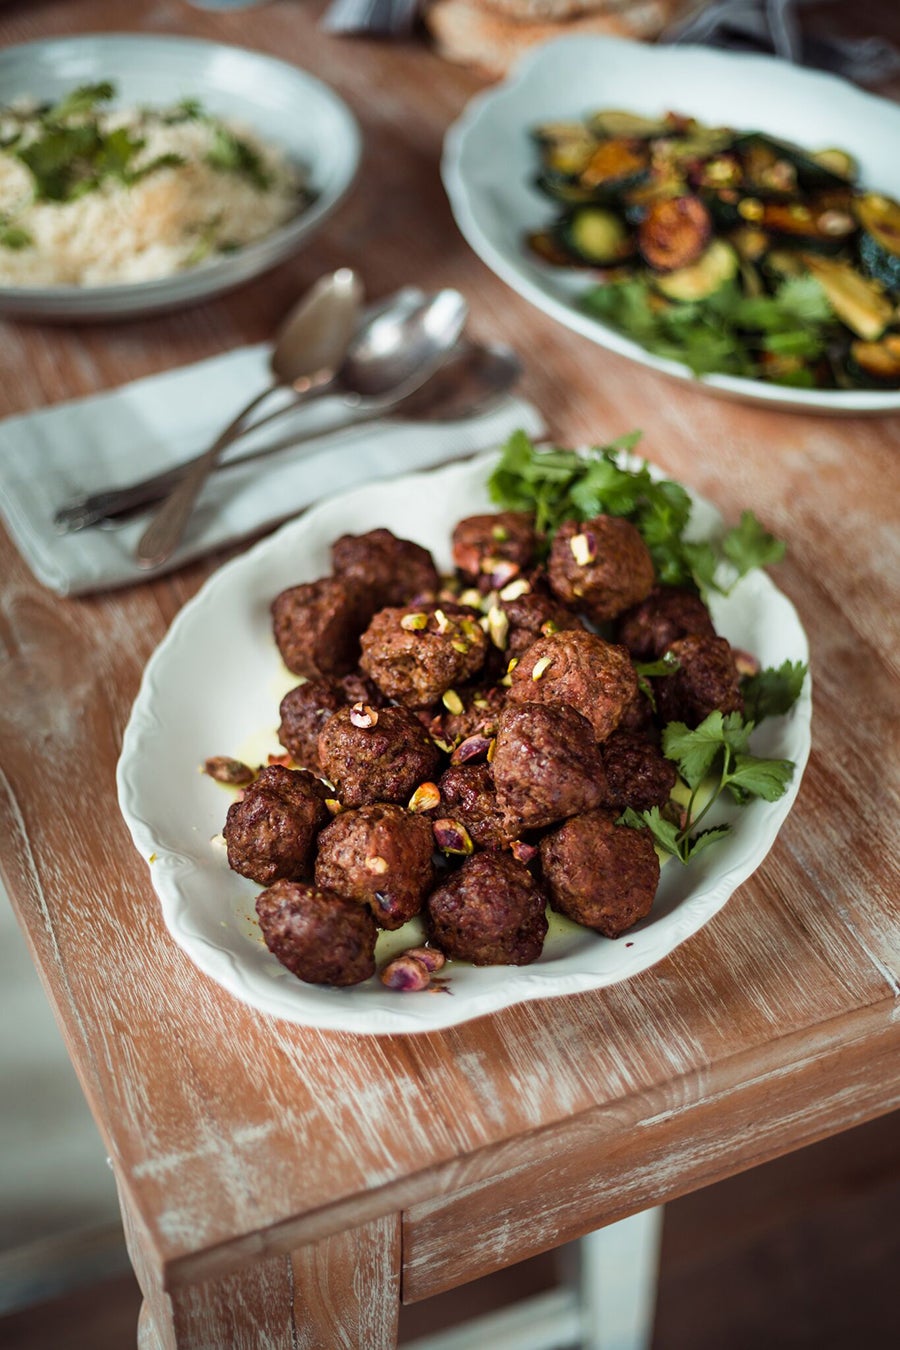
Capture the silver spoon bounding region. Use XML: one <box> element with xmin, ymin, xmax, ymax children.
<box><xmin>74</xmin><ymin>339</ymin><xmax>522</xmax><ymax>531</ymax></box>
<box><xmin>132</xmin><ymin>266</ymin><xmax>365</xmax><ymax>571</ymax></box>
<box><xmin>134</xmin><ymin>285</ymin><xmax>467</xmax><ymax>570</ymax></box>
<box><xmin>53</xmin><ymin>284</ymin><xmax>425</xmax><ymax>536</ymax></box>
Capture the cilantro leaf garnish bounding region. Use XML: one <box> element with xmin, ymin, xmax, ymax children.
<box><xmin>623</xmin><ymin>710</ymin><xmax>795</xmax><ymax>863</ymax></box>
<box><xmin>205</xmin><ymin>125</ymin><xmax>271</xmax><ymax>190</ymax></box>
<box><xmin>487</xmin><ymin>431</ymin><xmax>784</xmax><ymax>598</ymax></box>
<box><xmin>0</xmin><ymin>217</ymin><xmax>32</xmax><ymax>249</ymax></box>
<box><xmin>741</xmin><ymin>659</ymin><xmax>808</xmax><ymax>723</ymax></box>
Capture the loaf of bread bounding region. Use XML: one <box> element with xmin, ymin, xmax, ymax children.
<box><xmin>424</xmin><ymin>0</ymin><xmax>705</xmax><ymax>78</ymax></box>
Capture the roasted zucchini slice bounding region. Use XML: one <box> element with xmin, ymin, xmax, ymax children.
<box><xmin>526</xmin><ymin>229</ymin><xmax>580</xmax><ymax>267</ymax></box>
<box><xmin>801</xmin><ymin>253</ymin><xmax>893</xmax><ymax>341</ymax></box>
<box><xmin>534</xmin><ymin>172</ymin><xmax>602</xmax><ymax>206</ymax></box>
<box><xmin>735</xmin><ymin>132</ymin><xmax>851</xmax><ymax>192</ymax></box>
<box><xmin>761</xmin><ymin>200</ymin><xmax>855</xmax><ymax>253</ymax></box>
<box><xmin>638</xmin><ymin>195</ymin><xmax>712</xmax><ymax>271</ymax></box>
<box><xmin>559</xmin><ymin>207</ymin><xmax>632</xmax><ymax>266</ymax></box>
<box><xmin>812</xmin><ymin>147</ymin><xmax>858</xmax><ymax>183</ymax></box>
<box><xmin>653</xmin><ymin>238</ymin><xmax>738</xmax><ymax>302</ymax></box>
<box><xmin>579</xmin><ymin>138</ymin><xmax>649</xmax><ymax>194</ymax></box>
<box><xmin>848</xmin><ymin>333</ymin><xmax>900</xmax><ymax>383</ymax></box>
<box><xmin>855</xmin><ymin>193</ymin><xmax>900</xmax><ymax>290</ymax></box>
<box><xmin>587</xmin><ymin>109</ymin><xmax>668</xmax><ymax>139</ymax></box>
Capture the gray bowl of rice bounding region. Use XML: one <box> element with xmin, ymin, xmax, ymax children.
<box><xmin>0</xmin><ymin>35</ymin><xmax>361</xmax><ymax>320</ymax></box>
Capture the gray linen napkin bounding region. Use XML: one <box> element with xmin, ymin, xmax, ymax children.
<box><xmin>0</xmin><ymin>345</ymin><xmax>544</xmax><ymax>596</ymax></box>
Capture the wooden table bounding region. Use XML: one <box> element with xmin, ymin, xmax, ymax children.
<box><xmin>1</xmin><ymin>2</ymin><xmax>898</xmax><ymax>1346</ymax></box>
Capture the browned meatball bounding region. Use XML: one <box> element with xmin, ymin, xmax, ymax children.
<box><xmin>331</xmin><ymin>528</ymin><xmax>440</xmax><ymax>608</ymax></box>
<box><xmin>278</xmin><ymin>676</ymin><xmax>383</xmax><ymax>772</ymax></box>
<box><xmin>271</xmin><ymin>577</ymin><xmax>375</xmax><ymax>679</ymax></box>
<box><xmin>655</xmin><ymin>634</ymin><xmax>744</xmax><ymax>728</ymax></box>
<box><xmin>427</xmin><ymin>682</ymin><xmax>506</xmax><ymax>751</ymax></box>
<box><xmin>600</xmin><ymin>730</ymin><xmax>677</xmax><ymax>812</ymax></box>
<box><xmin>315</xmin><ymin>803</ymin><xmax>435</xmax><ymax>930</ymax></box>
<box><xmin>548</xmin><ymin>515</ymin><xmax>655</xmax><ymax>623</ymax></box>
<box><xmin>317</xmin><ymin>704</ymin><xmax>441</xmax><ymax>808</ymax></box>
<box><xmin>359</xmin><ymin>603</ymin><xmax>487</xmax><ymax>709</ymax></box>
<box><xmin>256</xmin><ymin>880</ymin><xmax>377</xmax><ymax>987</ymax></box>
<box><xmin>224</xmin><ymin>766</ymin><xmax>328</xmax><ymax>886</ymax></box>
<box><xmin>433</xmin><ymin>762</ymin><xmax>513</xmax><ymax>851</ymax></box>
<box><xmin>617</xmin><ymin>585</ymin><xmax>717</xmax><ymax>661</ymax></box>
<box><xmin>452</xmin><ymin>511</ymin><xmax>536</xmax><ymax>589</ymax></box>
<box><xmin>540</xmin><ymin>810</ymin><xmax>660</xmax><ymax>938</ymax></box>
<box><xmin>496</xmin><ymin>582</ymin><xmax>587</xmax><ymax>663</ymax></box>
<box><xmin>491</xmin><ymin>702</ymin><xmax>611</xmax><ymax>832</ymax></box>
<box><xmin>507</xmin><ymin>629</ymin><xmax>638</xmax><ymax>743</ymax></box>
<box><xmin>427</xmin><ymin>852</ymin><xmax>548</xmax><ymax>965</ymax></box>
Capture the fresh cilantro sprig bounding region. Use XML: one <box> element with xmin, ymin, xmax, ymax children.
<box><xmin>622</xmin><ymin>710</ymin><xmax>796</xmax><ymax>863</ymax></box>
<box><xmin>741</xmin><ymin>659</ymin><xmax>808</xmax><ymax>723</ymax></box>
<box><xmin>488</xmin><ymin>430</ymin><xmax>785</xmax><ymax>597</ymax></box>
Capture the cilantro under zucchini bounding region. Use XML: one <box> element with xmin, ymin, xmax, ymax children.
<box><xmin>490</xmin><ymin>430</ymin><xmax>807</xmax><ymax>866</ymax></box>
<box><xmin>528</xmin><ymin>107</ymin><xmax>900</xmax><ymax>389</ymax></box>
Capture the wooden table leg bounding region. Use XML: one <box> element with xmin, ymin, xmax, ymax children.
<box><xmin>292</xmin><ymin>1214</ymin><xmax>401</xmax><ymax>1349</ymax></box>
<box><xmin>120</xmin><ymin>1177</ymin><xmax>401</xmax><ymax>1350</ymax></box>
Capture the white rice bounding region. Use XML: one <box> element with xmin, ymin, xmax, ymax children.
<box><xmin>0</xmin><ymin>100</ymin><xmax>307</xmax><ymax>287</ymax></box>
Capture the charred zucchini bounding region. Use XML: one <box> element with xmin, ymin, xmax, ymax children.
<box><xmin>848</xmin><ymin>333</ymin><xmax>900</xmax><ymax>383</ymax></box>
<box><xmin>801</xmin><ymin>253</ymin><xmax>893</xmax><ymax>341</ymax></box>
<box><xmin>580</xmin><ymin>138</ymin><xmax>649</xmax><ymax>195</ymax></box>
<box><xmin>560</xmin><ymin>207</ymin><xmax>632</xmax><ymax>266</ymax></box>
<box><xmin>855</xmin><ymin>193</ymin><xmax>900</xmax><ymax>290</ymax></box>
<box><xmin>638</xmin><ymin>195</ymin><xmax>712</xmax><ymax>271</ymax></box>
<box><xmin>761</xmin><ymin>200</ymin><xmax>855</xmax><ymax>253</ymax></box>
<box><xmin>526</xmin><ymin>229</ymin><xmax>580</xmax><ymax>267</ymax></box>
<box><xmin>587</xmin><ymin>109</ymin><xmax>668</xmax><ymax>139</ymax></box>
<box><xmin>653</xmin><ymin>238</ymin><xmax>738</xmax><ymax>301</ymax></box>
<box><xmin>735</xmin><ymin>132</ymin><xmax>851</xmax><ymax>192</ymax></box>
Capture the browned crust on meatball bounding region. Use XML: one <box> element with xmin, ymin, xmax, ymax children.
<box><xmin>656</xmin><ymin>634</ymin><xmax>744</xmax><ymax>728</ymax></box>
<box><xmin>548</xmin><ymin>515</ymin><xmax>655</xmax><ymax>623</ymax></box>
<box><xmin>427</xmin><ymin>852</ymin><xmax>548</xmax><ymax>966</ymax></box>
<box><xmin>278</xmin><ymin>676</ymin><xmax>384</xmax><ymax>772</ymax></box>
<box><xmin>359</xmin><ymin>603</ymin><xmax>487</xmax><ymax>709</ymax></box>
<box><xmin>451</xmin><ymin>511</ymin><xmax>537</xmax><ymax>588</ymax></box>
<box><xmin>224</xmin><ymin>766</ymin><xmax>328</xmax><ymax>886</ymax></box>
<box><xmin>271</xmin><ymin>577</ymin><xmax>375</xmax><ymax>679</ymax></box>
<box><xmin>540</xmin><ymin>810</ymin><xmax>660</xmax><ymax>938</ymax></box>
<box><xmin>600</xmin><ymin>730</ymin><xmax>677</xmax><ymax>812</ymax></box>
<box><xmin>256</xmin><ymin>880</ymin><xmax>377</xmax><ymax>986</ymax></box>
<box><xmin>317</xmin><ymin>704</ymin><xmax>441</xmax><ymax>809</ymax></box>
<box><xmin>507</xmin><ymin>629</ymin><xmax>639</xmax><ymax>743</ymax></box>
<box><xmin>491</xmin><ymin>701</ymin><xmax>611</xmax><ymax>832</ymax></box>
<box><xmin>434</xmin><ymin>762</ymin><xmax>514</xmax><ymax>851</ymax></box>
<box><xmin>315</xmin><ymin>803</ymin><xmax>435</xmax><ymax>930</ymax></box>
<box><xmin>616</xmin><ymin>585</ymin><xmax>717</xmax><ymax>662</ymax></box>
<box><xmin>331</xmin><ymin>528</ymin><xmax>440</xmax><ymax>608</ymax></box>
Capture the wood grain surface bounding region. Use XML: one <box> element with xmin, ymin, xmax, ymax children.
<box><xmin>0</xmin><ymin>1</ymin><xmax>898</xmax><ymax>1345</ymax></box>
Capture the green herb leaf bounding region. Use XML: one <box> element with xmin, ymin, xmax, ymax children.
<box><xmin>725</xmin><ymin>754</ymin><xmax>795</xmax><ymax>803</ymax></box>
<box><xmin>741</xmin><ymin>659</ymin><xmax>808</xmax><ymax>723</ymax></box>
<box><xmin>0</xmin><ymin>218</ymin><xmax>32</xmax><ymax>249</ymax></box>
<box><xmin>205</xmin><ymin>125</ymin><xmax>271</xmax><ymax>190</ymax></box>
<box><xmin>47</xmin><ymin>82</ymin><xmax>115</xmax><ymax>122</ymax></box>
<box><xmin>721</xmin><ymin>510</ymin><xmax>786</xmax><ymax>577</ymax></box>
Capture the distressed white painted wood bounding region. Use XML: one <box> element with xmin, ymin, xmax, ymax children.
<box><xmin>577</xmin><ymin>1209</ymin><xmax>663</xmax><ymax>1350</ymax></box>
<box><xmin>0</xmin><ymin>2</ymin><xmax>898</xmax><ymax>1346</ymax></box>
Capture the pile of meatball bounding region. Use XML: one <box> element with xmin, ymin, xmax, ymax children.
<box><xmin>220</xmin><ymin>508</ymin><xmax>745</xmax><ymax>990</ymax></box>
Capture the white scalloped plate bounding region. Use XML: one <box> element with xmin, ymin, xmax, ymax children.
<box><xmin>0</xmin><ymin>35</ymin><xmax>360</xmax><ymax>320</ymax></box>
<box><xmin>117</xmin><ymin>450</ymin><xmax>811</xmax><ymax>1033</ymax></box>
<box><xmin>442</xmin><ymin>36</ymin><xmax>900</xmax><ymax>414</ymax></box>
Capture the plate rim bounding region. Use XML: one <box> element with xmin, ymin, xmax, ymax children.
<box><xmin>0</xmin><ymin>32</ymin><xmax>362</xmax><ymax>318</ymax></box>
<box><xmin>117</xmin><ymin>447</ymin><xmax>812</xmax><ymax>1035</ymax></box>
<box><xmin>441</xmin><ymin>34</ymin><xmax>900</xmax><ymax>415</ymax></box>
